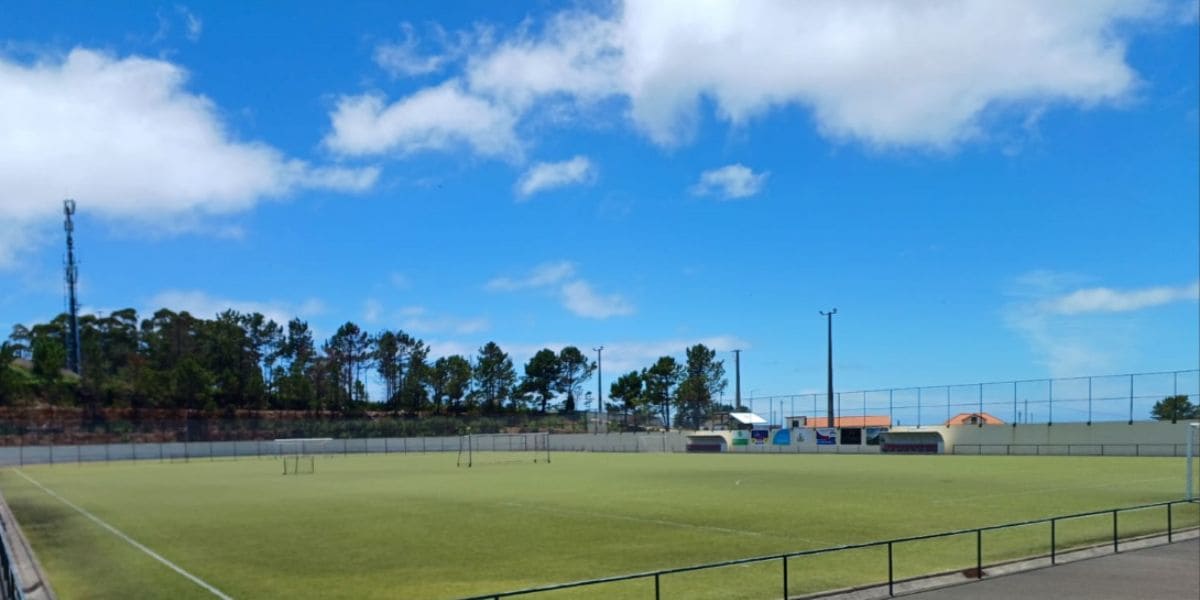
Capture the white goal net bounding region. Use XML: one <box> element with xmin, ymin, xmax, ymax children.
<box><xmin>275</xmin><ymin>438</ymin><xmax>331</xmax><ymax>475</ymax></box>
<box><xmin>457</xmin><ymin>432</ymin><xmax>550</xmax><ymax>467</ymax></box>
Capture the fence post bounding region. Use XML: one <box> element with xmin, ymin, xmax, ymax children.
<box><xmin>1048</xmin><ymin>379</ymin><xmax>1053</xmax><ymax>426</ymax></box>
<box><xmin>1050</xmin><ymin>519</ymin><xmax>1056</xmax><ymax>565</ymax></box>
<box><xmin>1167</xmin><ymin>503</ymin><xmax>1173</xmax><ymax>543</ymax></box>
<box><xmin>655</xmin><ymin>573</ymin><xmax>661</xmax><ymax>600</ymax></box>
<box><xmin>1112</xmin><ymin>510</ymin><xmax>1118</xmax><ymax>553</ymax></box>
<box><xmin>887</xmin><ymin>541</ymin><xmax>894</xmax><ymax>597</ymax></box>
<box><xmin>1087</xmin><ymin>377</ymin><xmax>1092</xmax><ymax>425</ymax></box>
<box><xmin>975</xmin><ymin>529</ymin><xmax>982</xmax><ymax>578</ymax></box>
<box><xmin>782</xmin><ymin>556</ymin><xmax>788</xmax><ymax>599</ymax></box>
<box><xmin>1128</xmin><ymin>374</ymin><xmax>1134</xmax><ymax>425</ymax></box>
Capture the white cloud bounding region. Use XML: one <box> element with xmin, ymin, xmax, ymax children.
<box><xmin>561</xmin><ymin>280</ymin><xmax>634</xmax><ymax>318</ymax></box>
<box><xmin>1003</xmin><ymin>273</ymin><xmax>1197</xmax><ymax>377</ymax></box>
<box><xmin>618</xmin><ymin>0</ymin><xmax>1157</xmax><ymax>148</ymax></box>
<box><xmin>403</xmin><ymin>313</ymin><xmax>490</xmax><ymax>335</ymax></box>
<box><xmin>374</xmin><ymin>23</ymin><xmax>452</xmax><ymax>77</ymax></box>
<box><xmin>364</xmin><ymin>298</ymin><xmax>383</xmax><ymax>324</ymax></box>
<box><xmin>323</xmin><ymin>81</ymin><xmax>519</xmax><ymax>158</ymax></box>
<box><xmin>516</xmin><ymin>156</ymin><xmax>597</xmax><ymax>198</ymax></box>
<box><xmin>1044</xmin><ymin>281</ymin><xmax>1199</xmax><ymax>315</ymax></box>
<box><xmin>0</xmin><ymin>48</ymin><xmax>378</xmax><ymax>267</ymax></box>
<box><xmin>332</xmin><ymin>1</ymin><xmax>1171</xmax><ymax>157</ymax></box>
<box><xmin>180</xmin><ymin>6</ymin><xmax>203</xmax><ymax>42</ymax></box>
<box><xmin>485</xmin><ymin>260</ymin><xmax>576</xmax><ymax>291</ymax></box>
<box><xmin>147</xmin><ymin>290</ymin><xmax>325</xmax><ymax>326</ymax></box>
<box><xmin>466</xmin><ymin>12</ymin><xmax>622</xmax><ymax>110</ymax></box>
<box><xmin>486</xmin><ymin>260</ymin><xmax>634</xmax><ymax>319</ymax></box>
<box><xmin>690</xmin><ymin>164</ymin><xmax>768</xmax><ymax>199</ymax></box>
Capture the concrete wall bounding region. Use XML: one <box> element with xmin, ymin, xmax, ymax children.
<box><xmin>0</xmin><ymin>421</ymin><xmax>1191</xmax><ymax>465</ymax></box>
<box><xmin>909</xmin><ymin>420</ymin><xmax>1199</xmax><ymax>455</ymax></box>
<box><xmin>0</xmin><ymin>432</ymin><xmax>692</xmax><ymax>466</ymax></box>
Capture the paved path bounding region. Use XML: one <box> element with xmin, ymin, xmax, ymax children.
<box><xmin>899</xmin><ymin>539</ymin><xmax>1199</xmax><ymax>600</ymax></box>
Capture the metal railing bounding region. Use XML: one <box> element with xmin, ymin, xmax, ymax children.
<box><xmin>952</xmin><ymin>443</ymin><xmax>1191</xmax><ymax>457</ymax></box>
<box><xmin>0</xmin><ymin>519</ymin><xmax>25</xmax><ymax>600</ymax></box>
<box><xmin>458</xmin><ymin>499</ymin><xmax>1200</xmax><ymax>600</ymax></box>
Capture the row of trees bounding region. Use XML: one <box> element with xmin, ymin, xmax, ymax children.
<box><xmin>0</xmin><ymin>309</ymin><xmax>729</xmax><ymax>428</ymax></box>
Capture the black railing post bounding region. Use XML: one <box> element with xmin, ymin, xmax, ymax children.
<box><xmin>975</xmin><ymin>529</ymin><xmax>982</xmax><ymax>578</ymax></box>
<box><xmin>655</xmin><ymin>573</ymin><xmax>661</xmax><ymax>600</ymax></box>
<box><xmin>782</xmin><ymin>556</ymin><xmax>789</xmax><ymax>599</ymax></box>
<box><xmin>1167</xmin><ymin>503</ymin><xmax>1173</xmax><ymax>542</ymax></box>
<box><xmin>1050</xmin><ymin>519</ymin><xmax>1056</xmax><ymax>565</ymax></box>
<box><xmin>1112</xmin><ymin>510</ymin><xmax>1118</xmax><ymax>553</ymax></box>
<box><xmin>887</xmin><ymin>541</ymin><xmax>894</xmax><ymax>597</ymax></box>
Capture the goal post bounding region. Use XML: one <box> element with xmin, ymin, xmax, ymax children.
<box><xmin>275</xmin><ymin>437</ymin><xmax>331</xmax><ymax>475</ymax></box>
<box><xmin>1187</xmin><ymin>422</ymin><xmax>1199</xmax><ymax>501</ymax></box>
<box><xmin>456</xmin><ymin>432</ymin><xmax>550</xmax><ymax>467</ymax></box>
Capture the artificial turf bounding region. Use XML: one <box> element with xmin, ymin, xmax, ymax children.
<box><xmin>0</xmin><ymin>452</ymin><xmax>1195</xmax><ymax>599</ymax></box>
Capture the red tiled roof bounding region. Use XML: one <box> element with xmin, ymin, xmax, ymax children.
<box><xmin>944</xmin><ymin>412</ymin><xmax>1005</xmax><ymax>425</ymax></box>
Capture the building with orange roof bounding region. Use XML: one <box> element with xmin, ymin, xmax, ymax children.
<box><xmin>944</xmin><ymin>412</ymin><xmax>1005</xmax><ymax>426</ymax></box>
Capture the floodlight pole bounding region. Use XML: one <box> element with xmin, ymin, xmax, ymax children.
<box><xmin>733</xmin><ymin>350</ymin><xmax>742</xmax><ymax>410</ymax></box>
<box><xmin>594</xmin><ymin>346</ymin><xmax>604</xmax><ymax>433</ymax></box>
<box><xmin>820</xmin><ymin>309</ymin><xmax>837</xmax><ymax>428</ymax></box>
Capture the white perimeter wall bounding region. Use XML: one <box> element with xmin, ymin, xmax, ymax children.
<box><xmin>0</xmin><ymin>421</ymin><xmax>1193</xmax><ymax>465</ymax></box>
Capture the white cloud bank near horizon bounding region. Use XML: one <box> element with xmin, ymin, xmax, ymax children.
<box><xmin>1005</xmin><ymin>274</ymin><xmax>1199</xmax><ymax>378</ymax></box>
<box><xmin>0</xmin><ymin>48</ymin><xmax>378</xmax><ymax>268</ymax></box>
<box><xmin>327</xmin><ymin>0</ymin><xmax>1173</xmax><ymax>161</ymax></box>
<box><xmin>486</xmin><ymin>260</ymin><xmax>634</xmax><ymax>319</ymax></box>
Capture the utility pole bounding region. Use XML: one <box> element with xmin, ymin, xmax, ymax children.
<box><xmin>819</xmin><ymin>309</ymin><xmax>837</xmax><ymax>428</ymax></box>
<box><xmin>63</xmin><ymin>199</ymin><xmax>82</xmax><ymax>375</ymax></box>
<box><xmin>733</xmin><ymin>349</ymin><xmax>742</xmax><ymax>410</ymax></box>
<box><xmin>593</xmin><ymin>346</ymin><xmax>604</xmax><ymax>433</ymax></box>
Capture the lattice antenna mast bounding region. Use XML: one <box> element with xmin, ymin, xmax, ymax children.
<box><xmin>63</xmin><ymin>199</ymin><xmax>82</xmax><ymax>374</ymax></box>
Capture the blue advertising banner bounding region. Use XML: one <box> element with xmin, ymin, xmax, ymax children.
<box><xmin>751</xmin><ymin>429</ymin><xmax>768</xmax><ymax>445</ymax></box>
<box><xmin>816</xmin><ymin>428</ymin><xmax>837</xmax><ymax>445</ymax></box>
<box><xmin>772</xmin><ymin>429</ymin><xmax>791</xmax><ymax>445</ymax></box>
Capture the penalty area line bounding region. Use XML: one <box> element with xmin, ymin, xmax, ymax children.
<box><xmin>14</xmin><ymin>469</ymin><xmax>234</xmax><ymax>600</ymax></box>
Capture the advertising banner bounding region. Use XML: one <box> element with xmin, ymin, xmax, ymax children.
<box><xmin>733</xmin><ymin>430</ymin><xmax>750</xmax><ymax>446</ymax></box>
<box><xmin>816</xmin><ymin>428</ymin><xmax>837</xmax><ymax>445</ymax></box>
<box><xmin>772</xmin><ymin>429</ymin><xmax>791</xmax><ymax>445</ymax></box>
<box><xmin>795</xmin><ymin>428</ymin><xmax>808</xmax><ymax>443</ymax></box>
<box><xmin>751</xmin><ymin>429</ymin><xmax>768</xmax><ymax>445</ymax></box>
<box><xmin>865</xmin><ymin>427</ymin><xmax>885</xmax><ymax>446</ymax></box>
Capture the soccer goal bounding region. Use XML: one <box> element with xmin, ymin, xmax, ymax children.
<box><xmin>457</xmin><ymin>432</ymin><xmax>550</xmax><ymax>467</ymax></box>
<box><xmin>275</xmin><ymin>438</ymin><xmax>331</xmax><ymax>475</ymax></box>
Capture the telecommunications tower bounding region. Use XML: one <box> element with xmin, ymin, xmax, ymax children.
<box><xmin>63</xmin><ymin>199</ymin><xmax>82</xmax><ymax>374</ymax></box>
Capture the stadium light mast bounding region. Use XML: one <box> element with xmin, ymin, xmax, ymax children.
<box><xmin>733</xmin><ymin>349</ymin><xmax>742</xmax><ymax>410</ymax></box>
<box><xmin>594</xmin><ymin>346</ymin><xmax>604</xmax><ymax>431</ymax></box>
<box><xmin>820</xmin><ymin>309</ymin><xmax>837</xmax><ymax>428</ymax></box>
<box><xmin>63</xmin><ymin>199</ymin><xmax>82</xmax><ymax>375</ymax></box>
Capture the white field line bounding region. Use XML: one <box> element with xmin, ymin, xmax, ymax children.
<box><xmin>501</xmin><ymin>501</ymin><xmax>819</xmax><ymax>544</ymax></box>
<box><xmin>929</xmin><ymin>476</ymin><xmax>1178</xmax><ymax>506</ymax></box>
<box><xmin>14</xmin><ymin>470</ymin><xmax>234</xmax><ymax>600</ymax></box>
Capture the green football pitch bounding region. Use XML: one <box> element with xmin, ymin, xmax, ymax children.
<box><xmin>0</xmin><ymin>453</ymin><xmax>1195</xmax><ymax>599</ymax></box>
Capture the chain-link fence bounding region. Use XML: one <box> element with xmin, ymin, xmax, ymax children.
<box><xmin>742</xmin><ymin>369</ymin><xmax>1198</xmax><ymax>428</ymax></box>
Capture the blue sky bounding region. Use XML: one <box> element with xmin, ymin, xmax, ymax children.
<box><xmin>1</xmin><ymin>1</ymin><xmax>1197</xmax><ymax>403</ymax></box>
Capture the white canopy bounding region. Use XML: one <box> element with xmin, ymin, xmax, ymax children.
<box><xmin>729</xmin><ymin>412</ymin><xmax>768</xmax><ymax>425</ymax></box>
